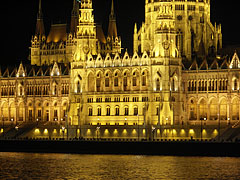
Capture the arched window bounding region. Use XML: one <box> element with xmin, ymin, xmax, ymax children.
<box><xmin>234</xmin><ymin>79</ymin><xmax>238</xmax><ymax>90</ymax></box>
<box><xmin>134</xmin><ymin>106</ymin><xmax>138</xmax><ymax>116</ymax></box>
<box><xmin>96</xmin><ymin>74</ymin><xmax>101</xmax><ymax>92</ymax></box>
<box><xmin>156</xmin><ymin>78</ymin><xmax>160</xmax><ymax>91</ymax></box>
<box><xmin>124</xmin><ymin>106</ymin><xmax>129</xmax><ymax>116</ymax></box>
<box><xmin>115</xmin><ymin>106</ymin><xmax>120</xmax><ymax>116</ymax></box>
<box><xmin>97</xmin><ymin>107</ymin><xmax>101</xmax><ymax>116</ymax></box>
<box><xmin>88</xmin><ymin>107</ymin><xmax>93</xmax><ymax>116</ymax></box>
<box><xmin>142</xmin><ymin>72</ymin><xmax>147</xmax><ymax>86</ymax></box>
<box><xmin>114</xmin><ymin>73</ymin><xmax>119</xmax><ymax>87</ymax></box>
<box><xmin>106</xmin><ymin>106</ymin><xmax>111</xmax><ymax>116</ymax></box>
<box><xmin>105</xmin><ymin>73</ymin><xmax>110</xmax><ymax>87</ymax></box>
<box><xmin>176</xmin><ymin>30</ymin><xmax>183</xmax><ymax>55</ymax></box>
<box><xmin>133</xmin><ymin>77</ymin><xmax>137</xmax><ymax>86</ymax></box>
<box><xmin>77</xmin><ymin>81</ymin><xmax>81</xmax><ymax>93</ymax></box>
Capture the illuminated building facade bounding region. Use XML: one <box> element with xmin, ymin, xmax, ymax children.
<box><xmin>0</xmin><ymin>0</ymin><xmax>239</xmax><ymax>139</ymax></box>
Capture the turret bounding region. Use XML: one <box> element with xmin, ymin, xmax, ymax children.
<box><xmin>106</xmin><ymin>0</ymin><xmax>121</xmax><ymax>54</ymax></box>
<box><xmin>108</xmin><ymin>0</ymin><xmax>118</xmax><ymax>38</ymax></box>
<box><xmin>133</xmin><ymin>23</ymin><xmax>138</xmax><ymax>53</ymax></box>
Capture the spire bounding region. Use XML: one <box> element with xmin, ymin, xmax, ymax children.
<box><xmin>70</xmin><ymin>0</ymin><xmax>79</xmax><ymax>33</ymax></box>
<box><xmin>37</xmin><ymin>0</ymin><xmax>43</xmax><ymax>19</ymax></box>
<box><xmin>134</xmin><ymin>23</ymin><xmax>137</xmax><ymax>34</ymax></box>
<box><xmin>35</xmin><ymin>0</ymin><xmax>45</xmax><ymax>36</ymax></box>
<box><xmin>110</xmin><ymin>0</ymin><xmax>115</xmax><ymax>19</ymax></box>
<box><xmin>108</xmin><ymin>0</ymin><xmax>118</xmax><ymax>38</ymax></box>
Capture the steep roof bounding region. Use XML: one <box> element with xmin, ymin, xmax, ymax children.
<box><xmin>47</xmin><ymin>24</ymin><xmax>67</xmax><ymax>43</ymax></box>
<box><xmin>97</xmin><ymin>24</ymin><xmax>106</xmax><ymax>44</ymax></box>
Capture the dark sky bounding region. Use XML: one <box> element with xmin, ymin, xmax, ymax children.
<box><xmin>3</xmin><ymin>0</ymin><xmax>240</xmax><ymax>66</ymax></box>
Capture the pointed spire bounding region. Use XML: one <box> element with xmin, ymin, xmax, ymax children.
<box><xmin>110</xmin><ymin>0</ymin><xmax>115</xmax><ymax>18</ymax></box>
<box><xmin>70</xmin><ymin>0</ymin><xmax>79</xmax><ymax>33</ymax></box>
<box><xmin>35</xmin><ymin>0</ymin><xmax>45</xmax><ymax>36</ymax></box>
<box><xmin>108</xmin><ymin>0</ymin><xmax>118</xmax><ymax>38</ymax></box>
<box><xmin>134</xmin><ymin>23</ymin><xmax>137</xmax><ymax>34</ymax></box>
<box><xmin>37</xmin><ymin>0</ymin><xmax>43</xmax><ymax>19</ymax></box>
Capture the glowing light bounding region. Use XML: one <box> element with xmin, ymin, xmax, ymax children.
<box><xmin>143</xmin><ymin>129</ymin><xmax>146</xmax><ymax>134</ymax></box>
<box><xmin>132</xmin><ymin>129</ymin><xmax>137</xmax><ymax>135</ymax></box>
<box><xmin>53</xmin><ymin>129</ymin><xmax>57</xmax><ymax>134</ymax></box>
<box><xmin>172</xmin><ymin>129</ymin><xmax>177</xmax><ymax>135</ymax></box>
<box><xmin>34</xmin><ymin>128</ymin><xmax>40</xmax><ymax>134</ymax></box>
<box><xmin>123</xmin><ymin>129</ymin><xmax>127</xmax><ymax>134</ymax></box>
<box><xmin>113</xmin><ymin>129</ymin><xmax>118</xmax><ymax>135</ymax></box>
<box><xmin>202</xmin><ymin>129</ymin><xmax>207</xmax><ymax>137</ymax></box>
<box><xmin>0</xmin><ymin>128</ymin><xmax>3</xmax><ymax>133</ymax></box>
<box><xmin>180</xmin><ymin>129</ymin><xmax>185</xmax><ymax>135</ymax></box>
<box><xmin>213</xmin><ymin>129</ymin><xmax>218</xmax><ymax>136</ymax></box>
<box><xmin>87</xmin><ymin>129</ymin><xmax>91</xmax><ymax>135</ymax></box>
<box><xmin>44</xmin><ymin>129</ymin><xmax>48</xmax><ymax>134</ymax></box>
<box><xmin>104</xmin><ymin>129</ymin><xmax>109</xmax><ymax>135</ymax></box>
<box><xmin>189</xmin><ymin>129</ymin><xmax>195</xmax><ymax>134</ymax></box>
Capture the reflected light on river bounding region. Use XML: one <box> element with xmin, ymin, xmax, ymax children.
<box><xmin>0</xmin><ymin>152</ymin><xmax>239</xmax><ymax>180</ymax></box>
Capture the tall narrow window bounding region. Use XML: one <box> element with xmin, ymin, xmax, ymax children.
<box><xmin>114</xmin><ymin>77</ymin><xmax>118</xmax><ymax>87</ymax></box>
<box><xmin>106</xmin><ymin>107</ymin><xmax>111</xmax><ymax>116</ymax></box>
<box><xmin>124</xmin><ymin>107</ymin><xmax>129</xmax><ymax>116</ymax></box>
<box><xmin>77</xmin><ymin>81</ymin><xmax>81</xmax><ymax>93</ymax></box>
<box><xmin>97</xmin><ymin>107</ymin><xmax>102</xmax><ymax>116</ymax></box>
<box><xmin>133</xmin><ymin>77</ymin><xmax>137</xmax><ymax>86</ymax></box>
<box><xmin>96</xmin><ymin>78</ymin><xmax>101</xmax><ymax>92</ymax></box>
<box><xmin>105</xmin><ymin>78</ymin><xmax>109</xmax><ymax>87</ymax></box>
<box><xmin>156</xmin><ymin>78</ymin><xmax>160</xmax><ymax>91</ymax></box>
<box><xmin>134</xmin><ymin>107</ymin><xmax>138</xmax><ymax>116</ymax></box>
<box><xmin>54</xmin><ymin>110</ymin><xmax>58</xmax><ymax>117</ymax></box>
<box><xmin>142</xmin><ymin>75</ymin><xmax>146</xmax><ymax>86</ymax></box>
<box><xmin>234</xmin><ymin>79</ymin><xmax>238</xmax><ymax>90</ymax></box>
<box><xmin>88</xmin><ymin>108</ymin><xmax>93</xmax><ymax>116</ymax></box>
<box><xmin>115</xmin><ymin>107</ymin><xmax>120</xmax><ymax>116</ymax></box>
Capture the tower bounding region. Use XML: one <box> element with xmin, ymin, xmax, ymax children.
<box><xmin>150</xmin><ymin>1</ymin><xmax>182</xmax><ymax>125</ymax></box>
<box><xmin>73</xmin><ymin>0</ymin><xmax>98</xmax><ymax>62</ymax></box>
<box><xmin>31</xmin><ymin>0</ymin><xmax>45</xmax><ymax>66</ymax></box>
<box><xmin>106</xmin><ymin>0</ymin><xmax>121</xmax><ymax>54</ymax></box>
<box><xmin>69</xmin><ymin>0</ymin><xmax>98</xmax><ymax>126</ymax></box>
<box><xmin>135</xmin><ymin>0</ymin><xmax>222</xmax><ymax>60</ymax></box>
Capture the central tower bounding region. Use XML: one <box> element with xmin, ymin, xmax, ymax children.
<box><xmin>74</xmin><ymin>0</ymin><xmax>98</xmax><ymax>62</ymax></box>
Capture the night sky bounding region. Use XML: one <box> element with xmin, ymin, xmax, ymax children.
<box><xmin>3</xmin><ymin>0</ymin><xmax>240</xmax><ymax>66</ymax></box>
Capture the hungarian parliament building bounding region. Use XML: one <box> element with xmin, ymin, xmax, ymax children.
<box><xmin>0</xmin><ymin>0</ymin><xmax>239</xmax><ymax>139</ymax></box>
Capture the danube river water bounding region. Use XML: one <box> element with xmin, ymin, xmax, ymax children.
<box><xmin>0</xmin><ymin>152</ymin><xmax>239</xmax><ymax>180</ymax></box>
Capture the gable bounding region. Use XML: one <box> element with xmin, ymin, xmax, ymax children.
<box><xmin>230</xmin><ymin>52</ymin><xmax>240</xmax><ymax>69</ymax></box>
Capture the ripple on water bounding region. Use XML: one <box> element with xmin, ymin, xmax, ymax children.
<box><xmin>0</xmin><ymin>153</ymin><xmax>239</xmax><ymax>180</ymax></box>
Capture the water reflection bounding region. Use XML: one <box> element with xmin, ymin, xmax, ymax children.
<box><xmin>0</xmin><ymin>152</ymin><xmax>239</xmax><ymax>180</ymax></box>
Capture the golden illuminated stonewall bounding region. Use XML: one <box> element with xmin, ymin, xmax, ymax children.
<box><xmin>0</xmin><ymin>0</ymin><xmax>239</xmax><ymax>139</ymax></box>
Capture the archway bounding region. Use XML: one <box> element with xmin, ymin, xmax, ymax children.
<box><xmin>220</xmin><ymin>98</ymin><xmax>227</xmax><ymax>120</ymax></box>
<box><xmin>232</xmin><ymin>98</ymin><xmax>239</xmax><ymax>120</ymax></box>
<box><xmin>209</xmin><ymin>98</ymin><xmax>218</xmax><ymax>120</ymax></box>
<box><xmin>189</xmin><ymin>99</ymin><xmax>197</xmax><ymax>120</ymax></box>
<box><xmin>199</xmin><ymin>99</ymin><xmax>207</xmax><ymax>120</ymax></box>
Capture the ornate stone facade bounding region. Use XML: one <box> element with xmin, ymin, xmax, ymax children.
<box><xmin>0</xmin><ymin>0</ymin><xmax>239</xmax><ymax>139</ymax></box>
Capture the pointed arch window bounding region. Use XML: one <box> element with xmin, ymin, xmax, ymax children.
<box><xmin>156</xmin><ymin>78</ymin><xmax>160</xmax><ymax>91</ymax></box>
<box><xmin>114</xmin><ymin>73</ymin><xmax>119</xmax><ymax>87</ymax></box>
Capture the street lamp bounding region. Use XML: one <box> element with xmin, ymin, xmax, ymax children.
<box><xmin>62</xmin><ymin>126</ymin><xmax>65</xmax><ymax>139</ymax></box>
<box><xmin>96</xmin><ymin>127</ymin><xmax>100</xmax><ymax>140</ymax></box>
<box><xmin>137</xmin><ymin>114</ymin><xmax>139</xmax><ymax>141</ymax></box>
<box><xmin>201</xmin><ymin>117</ymin><xmax>207</xmax><ymax>141</ymax></box>
<box><xmin>152</xmin><ymin>126</ymin><xmax>156</xmax><ymax>141</ymax></box>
